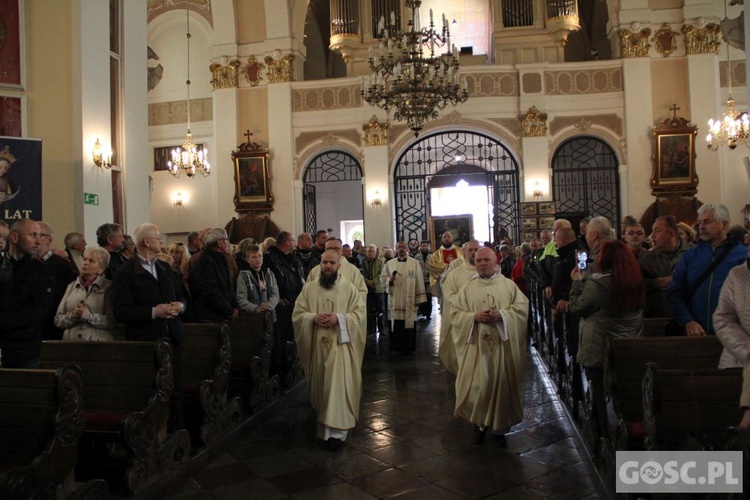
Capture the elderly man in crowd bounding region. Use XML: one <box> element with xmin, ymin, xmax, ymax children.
<box><xmin>428</xmin><ymin>231</ymin><xmax>461</xmax><ymax>305</ymax></box>
<box><xmin>308</xmin><ymin>238</ymin><xmax>367</xmax><ymax>296</ymax></box>
<box><xmin>381</xmin><ymin>241</ymin><xmax>426</xmax><ymax>354</ymax></box>
<box><xmin>294</xmin><ymin>232</ymin><xmax>319</xmax><ymax>277</ymax></box>
<box><xmin>623</xmin><ymin>221</ymin><xmax>647</xmax><ymax>258</ymax></box>
<box><xmin>37</xmin><ymin>221</ymin><xmax>77</xmax><ymax>340</ymax></box>
<box><xmin>714</xmin><ymin>243</ymin><xmax>750</xmax><ymax>368</ymax></box>
<box><xmin>189</xmin><ymin>227</ymin><xmax>239</xmax><ymax>323</ymax></box>
<box><xmin>638</xmin><ymin>215</ymin><xmax>689</xmax><ymax>318</ymax></box>
<box><xmin>669</xmin><ymin>203</ymin><xmax>747</xmax><ymax>336</ymax></box>
<box><xmin>361</xmin><ymin>244</ymin><xmax>386</xmax><ymax>335</ymax></box>
<box><xmin>0</xmin><ymin>219</ymin><xmax>55</xmax><ymax>369</ymax></box>
<box><xmin>440</xmin><ymin>239</ymin><xmax>479</xmax><ymax>373</ymax></box>
<box><xmin>292</xmin><ymin>249</ymin><xmax>366</xmax><ymax>451</ymax></box>
<box><xmin>64</xmin><ymin>231</ymin><xmax>86</xmax><ymax>275</ymax></box>
<box><xmin>111</xmin><ymin>222</ymin><xmax>187</xmax><ymax>430</ymax></box>
<box><xmin>452</xmin><ymin>247</ymin><xmax>529</xmax><ymax>447</ymax></box>
<box><xmin>584</xmin><ymin>216</ymin><xmax>614</xmax><ymax>274</ymax></box>
<box><xmin>97</xmin><ymin>222</ymin><xmax>125</xmax><ymax>279</ymax></box>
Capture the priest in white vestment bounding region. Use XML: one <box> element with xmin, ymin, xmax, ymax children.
<box><xmin>452</xmin><ymin>247</ymin><xmax>529</xmax><ymax>447</ymax></box>
<box><xmin>292</xmin><ymin>250</ymin><xmax>367</xmax><ymax>450</ymax></box>
<box><xmin>307</xmin><ymin>237</ymin><xmax>368</xmax><ymax>296</ymax></box>
<box><xmin>439</xmin><ymin>240</ymin><xmax>480</xmax><ymax>374</ymax></box>
<box><xmin>381</xmin><ymin>241</ymin><xmax>426</xmax><ymax>354</ymax></box>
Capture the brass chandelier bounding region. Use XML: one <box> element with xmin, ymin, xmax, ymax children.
<box><xmin>361</xmin><ymin>0</ymin><xmax>468</xmax><ymax>136</ymax></box>
<box><xmin>168</xmin><ymin>0</ymin><xmax>211</xmax><ymax>178</ymax></box>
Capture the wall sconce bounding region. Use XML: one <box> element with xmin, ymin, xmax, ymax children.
<box><xmin>532</xmin><ymin>181</ymin><xmax>543</xmax><ymax>199</ymax></box>
<box><xmin>173</xmin><ymin>191</ymin><xmax>184</xmax><ymax>207</ymax></box>
<box><xmin>371</xmin><ymin>189</ymin><xmax>382</xmax><ymax>206</ymax></box>
<box><xmin>92</xmin><ymin>138</ymin><xmax>112</xmax><ymax>169</ymax></box>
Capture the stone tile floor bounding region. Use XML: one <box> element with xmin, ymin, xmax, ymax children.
<box><xmin>166</xmin><ymin>314</ymin><xmax>609</xmax><ymax>499</ymax></box>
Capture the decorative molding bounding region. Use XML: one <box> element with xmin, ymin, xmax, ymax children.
<box><xmin>209</xmin><ymin>58</ymin><xmax>241</xmax><ymax>89</ymax></box>
<box><xmin>293</xmin><ymin>130</ymin><xmax>363</xmax><ymax>180</ymax></box>
<box><xmin>682</xmin><ymin>24</ymin><xmax>721</xmax><ymax>55</ymax></box>
<box><xmin>545</xmin><ymin>67</ymin><xmax>622</xmax><ymax>95</ymax></box>
<box><xmin>575</xmin><ymin>117</ymin><xmax>593</xmax><ymax>131</ymax></box>
<box><xmin>363</xmin><ymin>116</ymin><xmax>388</xmax><ymax>146</ymax></box>
<box><xmin>549</xmin><ymin>114</ymin><xmax>623</xmax><ymax>137</ymax></box>
<box><xmin>265</xmin><ymin>52</ymin><xmax>294</xmax><ymax>84</ymax></box>
<box><xmin>148</xmin><ymin>98</ymin><xmax>213</xmax><ymax>126</ymax></box>
<box><xmin>652</xmin><ymin>23</ymin><xmax>678</xmax><ymax>57</ymax></box>
<box><xmin>147</xmin><ymin>0</ymin><xmax>212</xmax><ymax>26</ymax></box>
<box><xmin>719</xmin><ymin>60</ymin><xmax>746</xmax><ymax>88</ymax></box>
<box><xmin>463</xmin><ymin>72</ymin><xmax>519</xmax><ymax>97</ymax></box>
<box><xmin>292</xmin><ymin>84</ymin><xmax>362</xmax><ymax>112</ymax></box>
<box><xmin>619</xmin><ymin>27</ymin><xmax>652</xmax><ymax>58</ymax></box>
<box><xmin>241</xmin><ymin>56</ymin><xmax>265</xmax><ymax>87</ymax></box>
<box><xmin>518</xmin><ymin>106</ymin><xmax>548</xmax><ymax>137</ymax></box>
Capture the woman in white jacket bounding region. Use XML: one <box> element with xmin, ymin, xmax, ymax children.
<box><xmin>54</xmin><ymin>247</ymin><xmax>115</xmax><ymax>341</ymax></box>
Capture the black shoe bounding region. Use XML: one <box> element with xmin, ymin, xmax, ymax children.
<box><xmin>472</xmin><ymin>426</ymin><xmax>487</xmax><ymax>445</ymax></box>
<box><xmin>492</xmin><ymin>434</ymin><xmax>507</xmax><ymax>448</ymax></box>
<box><xmin>326</xmin><ymin>438</ymin><xmax>343</xmax><ymax>451</ymax></box>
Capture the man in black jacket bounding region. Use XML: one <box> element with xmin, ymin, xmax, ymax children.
<box><xmin>112</xmin><ymin>222</ymin><xmax>186</xmax><ymax>430</ymax></box>
<box><xmin>0</xmin><ymin>219</ymin><xmax>55</xmax><ymax>368</ymax></box>
<box><xmin>188</xmin><ymin>228</ymin><xmax>239</xmax><ymax>322</ymax></box>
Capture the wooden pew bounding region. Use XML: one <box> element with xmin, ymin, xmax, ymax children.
<box><xmin>642</xmin><ymin>317</ymin><xmax>672</xmax><ymax>337</ymax></box>
<box><xmin>41</xmin><ymin>339</ymin><xmax>190</xmax><ymax>494</ymax></box>
<box><xmin>642</xmin><ymin>363</ymin><xmax>743</xmax><ymax>450</ymax></box>
<box><xmin>0</xmin><ymin>365</ymin><xmax>108</xmax><ymax>499</ymax></box>
<box><xmin>181</xmin><ymin>322</ymin><xmax>242</xmax><ymax>446</ymax></box>
<box><xmin>228</xmin><ymin>312</ymin><xmax>280</xmax><ymax>412</ymax></box>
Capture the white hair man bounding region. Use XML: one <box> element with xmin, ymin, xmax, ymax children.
<box><xmin>452</xmin><ymin>247</ymin><xmax>529</xmax><ymax>447</ymax></box>
<box><xmin>307</xmin><ymin>237</ymin><xmax>367</xmax><ymax>296</ymax></box>
<box><xmin>668</xmin><ymin>203</ymin><xmax>746</xmax><ymax>336</ymax></box>
<box><xmin>584</xmin><ymin>216</ymin><xmax>614</xmax><ymax>274</ymax></box>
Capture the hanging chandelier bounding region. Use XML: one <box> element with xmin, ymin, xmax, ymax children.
<box><xmin>168</xmin><ymin>0</ymin><xmax>210</xmax><ymax>178</ymax></box>
<box><xmin>706</xmin><ymin>2</ymin><xmax>749</xmax><ymax>151</ymax></box>
<box><xmin>361</xmin><ymin>0</ymin><xmax>468</xmax><ymax>136</ymax></box>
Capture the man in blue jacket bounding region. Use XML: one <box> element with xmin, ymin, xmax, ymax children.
<box><xmin>668</xmin><ymin>203</ymin><xmax>747</xmax><ymax>336</ymax></box>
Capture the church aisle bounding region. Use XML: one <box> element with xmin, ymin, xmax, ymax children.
<box><xmin>168</xmin><ymin>313</ymin><xmax>608</xmax><ymax>499</ymax></box>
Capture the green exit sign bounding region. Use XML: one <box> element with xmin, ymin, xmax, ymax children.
<box><xmin>83</xmin><ymin>193</ymin><xmax>99</xmax><ymax>206</ymax></box>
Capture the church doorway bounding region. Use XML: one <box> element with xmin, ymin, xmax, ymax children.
<box><xmin>302</xmin><ymin>151</ymin><xmax>364</xmax><ymax>244</ymax></box>
<box><xmin>393</xmin><ymin>131</ymin><xmax>520</xmax><ymax>247</ymax></box>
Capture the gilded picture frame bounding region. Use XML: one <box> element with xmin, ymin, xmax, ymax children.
<box><xmin>430</xmin><ymin>214</ymin><xmax>473</xmax><ymax>247</ymax></box>
<box><xmin>233</xmin><ymin>148</ymin><xmax>274</xmax><ymax>212</ymax></box>
<box><xmin>650</xmin><ymin>112</ymin><xmax>698</xmax><ymax>196</ymax></box>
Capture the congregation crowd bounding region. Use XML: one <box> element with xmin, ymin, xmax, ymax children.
<box><xmin>1</xmin><ymin>202</ymin><xmax>749</xmax><ymax>453</ymax></box>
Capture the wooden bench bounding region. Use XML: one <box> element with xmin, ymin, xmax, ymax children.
<box><xmin>181</xmin><ymin>322</ymin><xmax>242</xmax><ymax>446</ymax></box>
<box><xmin>41</xmin><ymin>339</ymin><xmax>190</xmax><ymax>494</ymax></box>
<box><xmin>642</xmin><ymin>317</ymin><xmax>672</xmax><ymax>337</ymax></box>
<box><xmin>228</xmin><ymin>312</ymin><xmax>280</xmax><ymax>412</ymax></box>
<box><xmin>642</xmin><ymin>363</ymin><xmax>743</xmax><ymax>450</ymax></box>
<box><xmin>0</xmin><ymin>365</ymin><xmax>109</xmax><ymax>499</ymax></box>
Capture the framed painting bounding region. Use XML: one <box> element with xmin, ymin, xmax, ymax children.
<box><xmin>0</xmin><ymin>0</ymin><xmax>22</xmax><ymax>88</ymax></box>
<box><xmin>153</xmin><ymin>144</ymin><xmax>205</xmax><ymax>172</ymax></box>
<box><xmin>232</xmin><ymin>138</ymin><xmax>273</xmax><ymax>212</ymax></box>
<box><xmin>650</xmin><ymin>110</ymin><xmax>698</xmax><ymax>196</ymax></box>
<box><xmin>0</xmin><ymin>95</ymin><xmax>23</xmax><ymax>137</ymax></box>
<box><xmin>521</xmin><ymin>217</ymin><xmax>538</xmax><ymax>230</ymax></box>
<box><xmin>538</xmin><ymin>201</ymin><xmax>555</xmax><ymax>215</ymax></box>
<box><xmin>430</xmin><ymin>214</ymin><xmax>473</xmax><ymax>247</ymax></box>
<box><xmin>538</xmin><ymin>216</ymin><xmax>555</xmax><ymax>230</ymax></box>
<box><xmin>521</xmin><ymin>202</ymin><xmax>537</xmax><ymax>216</ymax></box>
<box><xmin>522</xmin><ymin>231</ymin><xmax>537</xmax><ymax>242</ymax></box>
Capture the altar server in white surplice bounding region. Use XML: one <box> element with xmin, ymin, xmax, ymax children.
<box><xmin>292</xmin><ymin>250</ymin><xmax>366</xmax><ymax>451</ymax></box>
<box><xmin>439</xmin><ymin>240</ymin><xmax>480</xmax><ymax>374</ymax></box>
<box><xmin>452</xmin><ymin>247</ymin><xmax>529</xmax><ymax>447</ymax></box>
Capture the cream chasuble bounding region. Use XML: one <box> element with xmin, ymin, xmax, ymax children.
<box><xmin>380</xmin><ymin>257</ymin><xmax>426</xmax><ymax>329</ymax></box>
<box><xmin>292</xmin><ymin>277</ymin><xmax>366</xmax><ymax>433</ymax></box>
<box><xmin>452</xmin><ymin>271</ymin><xmax>529</xmax><ymax>432</ymax></box>
<box><xmin>308</xmin><ymin>257</ymin><xmax>368</xmax><ymax>297</ymax></box>
<box><xmin>439</xmin><ymin>261</ymin><xmax>476</xmax><ymax>374</ymax></box>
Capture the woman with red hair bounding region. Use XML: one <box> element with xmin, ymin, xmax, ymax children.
<box><xmin>569</xmin><ymin>239</ymin><xmax>644</xmax><ymax>439</ymax></box>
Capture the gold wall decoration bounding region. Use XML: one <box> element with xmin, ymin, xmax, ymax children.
<box><xmin>518</xmin><ymin>106</ymin><xmax>548</xmax><ymax>137</ymax></box>
<box><xmin>362</xmin><ymin>116</ymin><xmax>388</xmax><ymax>147</ymax></box>
<box><xmin>652</xmin><ymin>23</ymin><xmax>678</xmax><ymax>57</ymax></box>
<box><xmin>209</xmin><ymin>58</ymin><xmax>241</xmax><ymax>89</ymax></box>
<box><xmin>241</xmin><ymin>56</ymin><xmax>265</xmax><ymax>87</ymax></box>
<box><xmin>265</xmin><ymin>52</ymin><xmax>295</xmax><ymax>84</ymax></box>
<box><xmin>682</xmin><ymin>24</ymin><xmax>721</xmax><ymax>55</ymax></box>
<box><xmin>618</xmin><ymin>27</ymin><xmax>652</xmax><ymax>58</ymax></box>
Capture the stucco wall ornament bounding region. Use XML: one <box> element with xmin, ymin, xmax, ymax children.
<box><xmin>241</xmin><ymin>56</ymin><xmax>265</xmax><ymax>87</ymax></box>
<box><xmin>682</xmin><ymin>23</ymin><xmax>721</xmax><ymax>55</ymax></box>
<box><xmin>209</xmin><ymin>58</ymin><xmax>241</xmax><ymax>89</ymax></box>
<box><xmin>265</xmin><ymin>51</ymin><xmax>294</xmax><ymax>84</ymax></box>
<box><xmin>363</xmin><ymin>116</ymin><xmax>388</xmax><ymax>147</ymax></box>
<box><xmin>618</xmin><ymin>26</ymin><xmax>652</xmax><ymax>58</ymax></box>
<box><xmin>652</xmin><ymin>23</ymin><xmax>678</xmax><ymax>57</ymax></box>
<box><xmin>518</xmin><ymin>106</ymin><xmax>548</xmax><ymax>137</ymax></box>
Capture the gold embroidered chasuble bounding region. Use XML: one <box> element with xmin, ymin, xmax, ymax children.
<box><xmin>439</xmin><ymin>261</ymin><xmax>476</xmax><ymax>374</ymax></box>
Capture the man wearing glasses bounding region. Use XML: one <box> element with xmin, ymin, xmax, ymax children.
<box><xmin>623</xmin><ymin>221</ymin><xmax>647</xmax><ymax>258</ymax></box>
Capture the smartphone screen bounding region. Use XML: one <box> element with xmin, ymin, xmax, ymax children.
<box><xmin>577</xmin><ymin>250</ymin><xmax>588</xmax><ymax>270</ymax></box>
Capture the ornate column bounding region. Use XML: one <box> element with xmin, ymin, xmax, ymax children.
<box><xmin>361</xmin><ymin>116</ymin><xmax>393</xmax><ymax>245</ymax></box>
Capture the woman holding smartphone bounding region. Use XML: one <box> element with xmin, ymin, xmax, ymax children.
<box><xmin>568</xmin><ymin>239</ymin><xmax>644</xmax><ymax>440</ymax></box>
